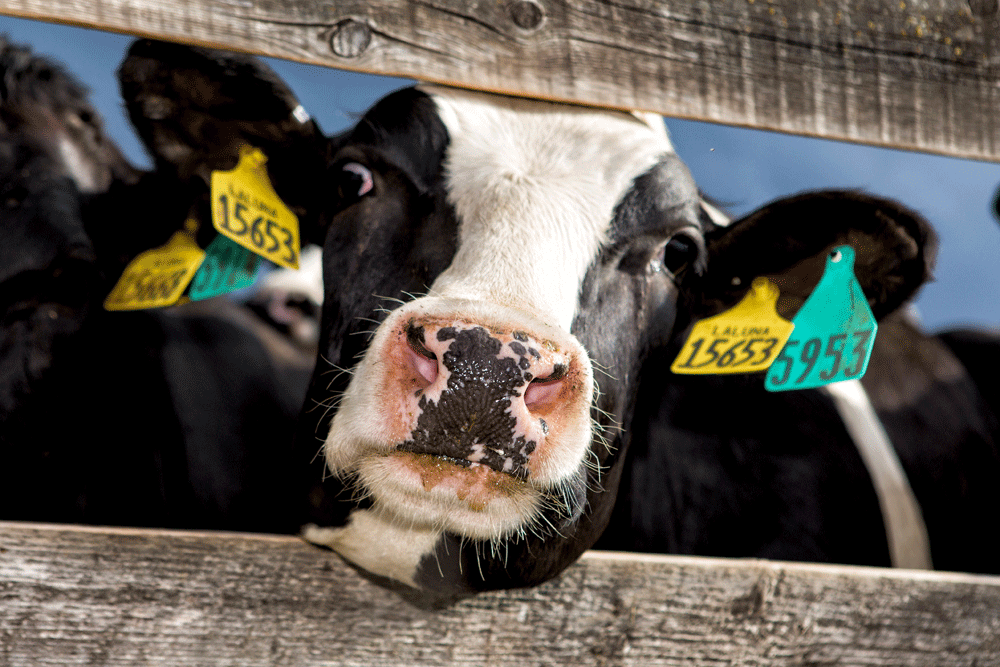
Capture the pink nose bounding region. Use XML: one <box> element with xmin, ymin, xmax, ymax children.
<box><xmin>388</xmin><ymin>319</ymin><xmax>577</xmax><ymax>478</ymax></box>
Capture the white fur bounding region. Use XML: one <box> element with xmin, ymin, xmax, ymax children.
<box><xmin>422</xmin><ymin>85</ymin><xmax>674</xmax><ymax>330</ymax></box>
<box><xmin>302</xmin><ymin>513</ymin><xmax>442</xmax><ymax>588</ymax></box>
<box><xmin>823</xmin><ymin>379</ymin><xmax>932</xmax><ymax>569</ymax></box>
<box><xmin>259</xmin><ymin>244</ymin><xmax>325</xmax><ymax>306</ymax></box>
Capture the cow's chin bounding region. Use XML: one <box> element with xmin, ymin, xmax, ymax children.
<box><xmin>355</xmin><ymin>451</ymin><xmax>542</xmax><ymax>540</ymax></box>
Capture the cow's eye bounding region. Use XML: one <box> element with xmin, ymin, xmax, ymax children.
<box><xmin>337</xmin><ymin>162</ymin><xmax>374</xmax><ymax>200</ymax></box>
<box><xmin>660</xmin><ymin>232</ymin><xmax>700</xmax><ymax>275</ymax></box>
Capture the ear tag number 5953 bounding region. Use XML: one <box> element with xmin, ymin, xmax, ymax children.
<box><xmin>210</xmin><ymin>145</ymin><xmax>301</xmax><ymax>269</ymax></box>
<box><xmin>671</xmin><ymin>277</ymin><xmax>795</xmax><ymax>375</ymax></box>
<box><xmin>765</xmin><ymin>245</ymin><xmax>877</xmax><ymax>392</ymax></box>
<box><xmin>104</xmin><ymin>228</ymin><xmax>205</xmax><ymax>311</ymax></box>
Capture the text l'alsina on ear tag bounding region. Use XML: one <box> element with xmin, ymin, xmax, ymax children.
<box><xmin>104</xmin><ymin>223</ymin><xmax>206</xmax><ymax>311</ymax></box>
<box><xmin>765</xmin><ymin>245</ymin><xmax>878</xmax><ymax>392</ymax></box>
<box><xmin>671</xmin><ymin>277</ymin><xmax>795</xmax><ymax>374</ymax></box>
<box><xmin>210</xmin><ymin>145</ymin><xmax>301</xmax><ymax>269</ymax></box>
<box><xmin>189</xmin><ymin>234</ymin><xmax>261</xmax><ymax>301</ymax></box>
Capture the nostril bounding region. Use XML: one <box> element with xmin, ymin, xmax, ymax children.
<box><xmin>406</xmin><ymin>324</ymin><xmax>438</xmax><ymax>385</ymax></box>
<box><xmin>523</xmin><ymin>364</ymin><xmax>568</xmax><ymax>409</ymax></box>
<box><xmin>407</xmin><ymin>346</ymin><xmax>438</xmax><ymax>385</ymax></box>
<box><xmin>524</xmin><ymin>378</ymin><xmax>563</xmax><ymax>408</ymax></box>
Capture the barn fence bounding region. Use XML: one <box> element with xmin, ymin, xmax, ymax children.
<box><xmin>1</xmin><ymin>0</ymin><xmax>999</xmax><ymax>664</ymax></box>
<box><xmin>3</xmin><ymin>521</ymin><xmax>999</xmax><ymax>665</ymax></box>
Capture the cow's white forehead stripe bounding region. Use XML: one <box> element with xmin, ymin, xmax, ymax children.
<box><xmin>422</xmin><ymin>86</ymin><xmax>674</xmax><ymax>330</ymax></box>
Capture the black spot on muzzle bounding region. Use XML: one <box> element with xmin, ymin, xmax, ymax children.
<box><xmin>397</xmin><ymin>326</ymin><xmax>536</xmax><ymax>478</ymax></box>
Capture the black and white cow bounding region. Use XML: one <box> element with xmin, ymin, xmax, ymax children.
<box><xmin>0</xmin><ymin>37</ymin><xmax>313</xmax><ymax>531</ymax></box>
<box><xmin>124</xmin><ymin>41</ymin><xmax>1000</xmax><ymax>594</ymax></box>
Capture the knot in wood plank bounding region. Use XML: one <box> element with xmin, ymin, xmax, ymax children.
<box><xmin>510</xmin><ymin>0</ymin><xmax>545</xmax><ymax>31</ymax></box>
<box><xmin>330</xmin><ymin>19</ymin><xmax>372</xmax><ymax>58</ymax></box>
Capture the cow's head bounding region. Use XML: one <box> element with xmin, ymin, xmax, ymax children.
<box><xmin>291</xmin><ymin>86</ymin><xmax>723</xmax><ymax>593</ymax></box>
<box><xmin>110</xmin><ymin>51</ymin><xmax>701</xmax><ymax>585</ymax></box>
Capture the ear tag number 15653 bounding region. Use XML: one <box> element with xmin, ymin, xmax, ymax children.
<box><xmin>671</xmin><ymin>277</ymin><xmax>795</xmax><ymax>375</ymax></box>
<box><xmin>765</xmin><ymin>245</ymin><xmax>877</xmax><ymax>392</ymax></box>
<box><xmin>210</xmin><ymin>145</ymin><xmax>301</xmax><ymax>270</ymax></box>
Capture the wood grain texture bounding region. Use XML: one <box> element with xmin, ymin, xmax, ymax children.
<box><xmin>1</xmin><ymin>521</ymin><xmax>998</xmax><ymax>666</ymax></box>
<box><xmin>2</xmin><ymin>0</ymin><xmax>1000</xmax><ymax>161</ymax></box>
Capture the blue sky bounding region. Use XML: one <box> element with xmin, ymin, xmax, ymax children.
<box><xmin>3</xmin><ymin>15</ymin><xmax>999</xmax><ymax>332</ymax></box>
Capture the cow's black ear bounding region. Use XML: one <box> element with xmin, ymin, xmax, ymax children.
<box><xmin>699</xmin><ymin>190</ymin><xmax>937</xmax><ymax>321</ymax></box>
<box><xmin>118</xmin><ymin>39</ymin><xmax>335</xmax><ymax>244</ymax></box>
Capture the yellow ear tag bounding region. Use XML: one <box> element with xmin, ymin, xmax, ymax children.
<box><xmin>671</xmin><ymin>277</ymin><xmax>795</xmax><ymax>374</ymax></box>
<box><xmin>210</xmin><ymin>145</ymin><xmax>301</xmax><ymax>269</ymax></box>
<box><xmin>103</xmin><ymin>226</ymin><xmax>206</xmax><ymax>311</ymax></box>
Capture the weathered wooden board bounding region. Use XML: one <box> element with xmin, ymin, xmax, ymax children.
<box><xmin>1</xmin><ymin>0</ymin><xmax>1000</xmax><ymax>162</ymax></box>
<box><xmin>1</xmin><ymin>521</ymin><xmax>998</xmax><ymax>666</ymax></box>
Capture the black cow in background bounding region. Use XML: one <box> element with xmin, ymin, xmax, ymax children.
<box><xmin>597</xmin><ymin>192</ymin><xmax>1000</xmax><ymax>576</ymax></box>
<box><xmin>63</xmin><ymin>39</ymin><xmax>1000</xmax><ymax>594</ymax></box>
<box><xmin>0</xmin><ymin>36</ymin><xmax>317</xmax><ymax>531</ymax></box>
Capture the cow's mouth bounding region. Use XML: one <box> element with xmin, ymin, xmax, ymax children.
<box><xmin>395</xmin><ymin>439</ymin><xmax>533</xmax><ymax>479</ymax></box>
<box><xmin>360</xmin><ymin>450</ymin><xmax>535</xmax><ymax>534</ymax></box>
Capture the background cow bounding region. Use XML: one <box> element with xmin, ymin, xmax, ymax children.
<box><xmin>597</xmin><ymin>192</ymin><xmax>1000</xmax><ymax>576</ymax></box>
<box><xmin>0</xmin><ymin>37</ymin><xmax>314</xmax><ymax>531</ymax></box>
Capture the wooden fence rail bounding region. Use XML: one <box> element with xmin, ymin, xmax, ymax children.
<box><xmin>1</xmin><ymin>0</ymin><xmax>1000</xmax><ymax>162</ymax></box>
<box><xmin>1</xmin><ymin>521</ymin><xmax>999</xmax><ymax>666</ymax></box>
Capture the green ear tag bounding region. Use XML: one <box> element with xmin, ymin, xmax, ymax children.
<box><xmin>765</xmin><ymin>245</ymin><xmax>877</xmax><ymax>392</ymax></box>
<box><xmin>671</xmin><ymin>277</ymin><xmax>795</xmax><ymax>374</ymax></box>
<box><xmin>189</xmin><ymin>234</ymin><xmax>261</xmax><ymax>301</ymax></box>
<box><xmin>210</xmin><ymin>145</ymin><xmax>301</xmax><ymax>269</ymax></box>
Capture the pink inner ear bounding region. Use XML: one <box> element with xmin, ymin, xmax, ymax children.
<box><xmin>406</xmin><ymin>344</ymin><xmax>438</xmax><ymax>386</ymax></box>
<box><xmin>524</xmin><ymin>379</ymin><xmax>563</xmax><ymax>408</ymax></box>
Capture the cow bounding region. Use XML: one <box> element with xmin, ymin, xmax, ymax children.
<box><xmin>0</xmin><ymin>36</ymin><xmax>314</xmax><ymax>531</ymax></box>
<box><xmin>119</xmin><ymin>41</ymin><xmax>1000</xmax><ymax>597</ymax></box>
<box><xmin>596</xmin><ymin>192</ymin><xmax>1000</xmax><ymax>576</ymax></box>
